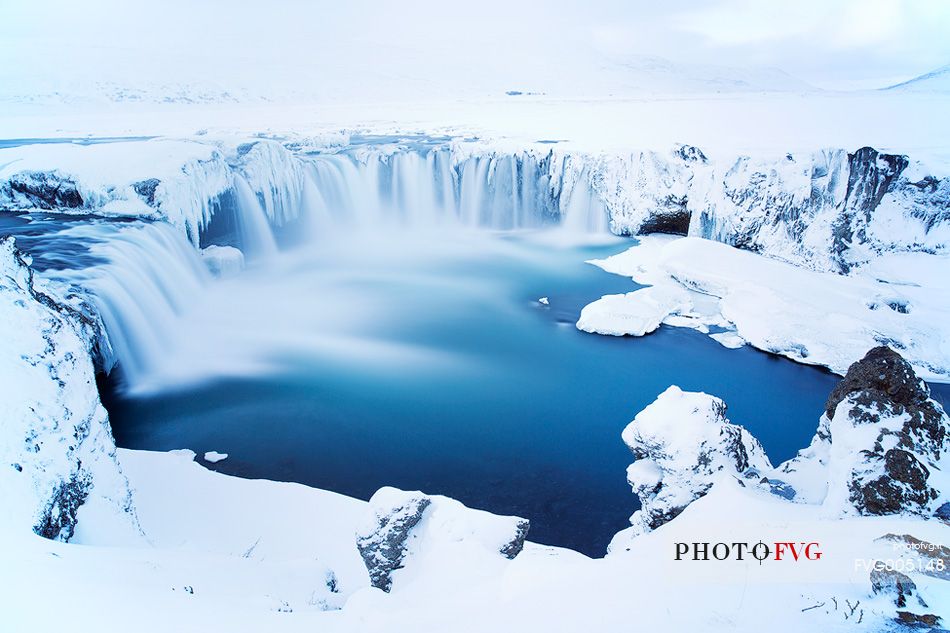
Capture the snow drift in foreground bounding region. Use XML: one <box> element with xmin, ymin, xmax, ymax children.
<box><xmin>581</xmin><ymin>235</ymin><xmax>950</xmax><ymax>382</ymax></box>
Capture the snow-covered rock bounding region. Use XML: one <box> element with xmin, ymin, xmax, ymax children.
<box><xmin>822</xmin><ymin>346</ymin><xmax>949</xmax><ymax>517</ymax></box>
<box><xmin>610</xmin><ymin>386</ymin><xmax>772</xmax><ymax>548</ymax></box>
<box><xmin>356</xmin><ymin>487</ymin><xmax>529</xmax><ymax>592</ymax></box>
<box><xmin>0</xmin><ymin>236</ymin><xmax>137</xmax><ymax>542</ymax></box>
<box><xmin>607</xmin><ymin>146</ymin><xmax>949</xmax><ymax>273</ymax></box>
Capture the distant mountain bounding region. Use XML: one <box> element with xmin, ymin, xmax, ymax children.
<box><xmin>883</xmin><ymin>64</ymin><xmax>950</xmax><ymax>92</ymax></box>
<box><xmin>600</xmin><ymin>55</ymin><xmax>816</xmax><ymax>95</ymax></box>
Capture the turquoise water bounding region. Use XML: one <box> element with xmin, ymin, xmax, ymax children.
<box><xmin>99</xmin><ymin>233</ymin><xmax>846</xmax><ymax>556</ymax></box>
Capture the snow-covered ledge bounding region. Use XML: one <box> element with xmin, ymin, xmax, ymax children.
<box><xmin>581</xmin><ymin>235</ymin><xmax>950</xmax><ymax>382</ymax></box>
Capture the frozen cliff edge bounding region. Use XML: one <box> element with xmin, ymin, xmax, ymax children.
<box><xmin>0</xmin><ymin>236</ymin><xmax>137</xmax><ymax>542</ymax></box>
<box><xmin>1</xmin><ymin>138</ymin><xmax>947</xmax><ymax>273</ymax></box>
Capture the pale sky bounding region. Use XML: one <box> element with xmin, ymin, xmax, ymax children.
<box><xmin>2</xmin><ymin>0</ymin><xmax>949</xmax><ymax>97</ymax></box>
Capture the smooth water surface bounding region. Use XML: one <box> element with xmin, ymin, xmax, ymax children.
<box><xmin>98</xmin><ymin>231</ymin><xmax>845</xmax><ymax>556</ymax></box>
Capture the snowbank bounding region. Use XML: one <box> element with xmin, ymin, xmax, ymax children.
<box><xmin>0</xmin><ymin>236</ymin><xmax>137</xmax><ymax>543</ymax></box>
<box><xmin>585</xmin><ymin>235</ymin><xmax>950</xmax><ymax>381</ymax></box>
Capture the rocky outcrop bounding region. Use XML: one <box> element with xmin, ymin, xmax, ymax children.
<box><xmin>823</xmin><ymin>347</ymin><xmax>948</xmax><ymax>516</ymax></box>
<box><xmin>3</xmin><ymin>171</ymin><xmax>84</xmax><ymax>209</ymax></box>
<box><xmin>870</xmin><ymin>565</ymin><xmax>921</xmax><ymax>608</ymax></box>
<box><xmin>613</xmin><ymin>386</ymin><xmax>772</xmax><ymax>541</ymax></box>
<box><xmin>356</xmin><ymin>487</ymin><xmax>529</xmax><ymax>593</ymax></box>
<box><xmin>832</xmin><ymin>148</ymin><xmax>909</xmax><ymax>271</ymax></box>
<box><xmin>356</xmin><ymin>491</ymin><xmax>431</xmax><ymax>592</ymax></box>
<box><xmin>132</xmin><ymin>178</ymin><xmax>161</xmax><ymax>205</ymax></box>
<box><xmin>606</xmin><ymin>145</ymin><xmax>947</xmax><ymax>273</ymax></box>
<box><xmin>0</xmin><ymin>236</ymin><xmax>137</xmax><ymax>541</ymax></box>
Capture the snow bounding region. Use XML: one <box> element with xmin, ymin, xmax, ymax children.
<box><xmin>4</xmin><ymin>444</ymin><xmax>941</xmax><ymax>633</ymax></box>
<box><xmin>585</xmin><ymin>235</ymin><xmax>950</xmax><ymax>382</ymax></box>
<box><xmin>202</xmin><ymin>451</ymin><xmax>228</xmax><ymax>463</ymax></box>
<box><xmin>576</xmin><ymin>286</ymin><xmax>692</xmax><ymax>336</ymax></box>
<box><xmin>0</xmin><ymin>236</ymin><xmax>137</xmax><ymax>543</ymax></box>
<box><xmin>200</xmin><ymin>245</ymin><xmax>245</xmax><ymax>277</ymax></box>
<box><xmin>1</xmin><ymin>257</ymin><xmax>947</xmax><ymax>631</ymax></box>
<box><xmin>611</xmin><ymin>386</ymin><xmax>772</xmax><ymax>542</ymax></box>
<box><xmin>1</xmin><ymin>10</ymin><xmax>949</xmax><ymax>629</ymax></box>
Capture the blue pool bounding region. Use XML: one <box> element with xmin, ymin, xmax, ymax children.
<box><xmin>96</xmin><ymin>232</ymin><xmax>851</xmax><ymax>556</ymax></box>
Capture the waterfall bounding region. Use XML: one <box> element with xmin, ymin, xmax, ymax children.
<box><xmin>233</xmin><ymin>175</ymin><xmax>278</xmax><ymax>260</ymax></box>
<box><xmin>35</xmin><ymin>144</ymin><xmax>613</xmax><ymax>391</ymax></box>
<box><xmin>51</xmin><ymin>222</ymin><xmax>211</xmax><ymax>388</ymax></box>
<box><xmin>296</xmin><ymin>148</ymin><xmax>609</xmax><ymax>236</ymax></box>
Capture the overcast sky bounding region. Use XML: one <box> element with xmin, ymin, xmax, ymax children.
<box><xmin>3</xmin><ymin>0</ymin><xmax>949</xmax><ymax>95</ymax></box>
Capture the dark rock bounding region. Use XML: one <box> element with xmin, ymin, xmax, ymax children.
<box><xmin>832</xmin><ymin>147</ymin><xmax>909</xmax><ymax>271</ymax></box>
<box><xmin>870</xmin><ymin>565</ymin><xmax>919</xmax><ymax>608</ymax></box>
<box><xmin>499</xmin><ymin>519</ymin><xmax>530</xmax><ymax>559</ymax></box>
<box><xmin>856</xmin><ymin>449</ymin><xmax>933</xmax><ymax>515</ymax></box>
<box><xmin>33</xmin><ymin>470</ymin><xmax>92</xmax><ymax>541</ymax></box>
<box><xmin>132</xmin><ymin>178</ymin><xmax>161</xmax><ymax>205</ymax></box>
<box><xmin>825</xmin><ymin>347</ymin><xmax>949</xmax><ymax>516</ymax></box>
<box><xmin>356</xmin><ymin>494</ymin><xmax>431</xmax><ymax>592</ymax></box>
<box><xmin>875</xmin><ymin>534</ymin><xmax>950</xmax><ymax>581</ymax></box>
<box><xmin>895</xmin><ymin>611</ymin><xmax>941</xmax><ymax>628</ymax></box>
<box><xmin>825</xmin><ymin>346</ymin><xmax>929</xmax><ymax>419</ymax></box>
<box><xmin>6</xmin><ymin>172</ymin><xmax>84</xmax><ymax>209</ymax></box>
<box><xmin>675</xmin><ymin>144</ymin><xmax>708</xmax><ymax>163</ymax></box>
<box><xmin>637</xmin><ymin>207</ymin><xmax>691</xmax><ymax>235</ymax></box>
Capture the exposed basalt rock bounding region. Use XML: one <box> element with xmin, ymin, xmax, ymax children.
<box><xmin>499</xmin><ymin>519</ymin><xmax>530</xmax><ymax>559</ymax></box>
<box><xmin>33</xmin><ymin>470</ymin><xmax>92</xmax><ymax>540</ymax></box>
<box><xmin>356</xmin><ymin>492</ymin><xmax>431</xmax><ymax>592</ymax></box>
<box><xmin>356</xmin><ymin>487</ymin><xmax>530</xmax><ymax>593</ymax></box>
<box><xmin>832</xmin><ymin>148</ymin><xmax>909</xmax><ymax>271</ymax></box>
<box><xmin>895</xmin><ymin>611</ymin><xmax>942</xmax><ymax>628</ymax></box>
<box><xmin>674</xmin><ymin>144</ymin><xmax>707</xmax><ymax>163</ymax></box>
<box><xmin>613</xmin><ymin>386</ymin><xmax>772</xmax><ymax>541</ymax></box>
<box><xmin>875</xmin><ymin>534</ymin><xmax>950</xmax><ymax>581</ymax></box>
<box><xmin>823</xmin><ymin>347</ymin><xmax>949</xmax><ymax>516</ymax></box>
<box><xmin>132</xmin><ymin>178</ymin><xmax>161</xmax><ymax>205</ymax></box>
<box><xmin>870</xmin><ymin>565</ymin><xmax>921</xmax><ymax>608</ymax></box>
<box><xmin>824</xmin><ymin>346</ymin><xmax>932</xmax><ymax>421</ymax></box>
<box><xmin>637</xmin><ymin>207</ymin><xmax>691</xmax><ymax>235</ymax></box>
<box><xmin>4</xmin><ymin>172</ymin><xmax>84</xmax><ymax>209</ymax></box>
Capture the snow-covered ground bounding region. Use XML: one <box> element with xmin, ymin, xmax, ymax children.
<box><xmin>3</xmin><ymin>436</ymin><xmax>947</xmax><ymax>632</ymax></box>
<box><xmin>580</xmin><ymin>235</ymin><xmax>950</xmax><ymax>382</ymax></box>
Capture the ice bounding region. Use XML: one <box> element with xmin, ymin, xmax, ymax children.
<box><xmin>576</xmin><ymin>286</ymin><xmax>692</xmax><ymax>337</ymax></box>
<box><xmin>202</xmin><ymin>451</ymin><xmax>228</xmax><ymax>463</ymax></box>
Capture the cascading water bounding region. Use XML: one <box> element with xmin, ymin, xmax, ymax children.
<box><xmin>232</xmin><ymin>175</ymin><xmax>279</xmax><ymax>259</ymax></box>
<box><xmin>49</xmin><ymin>222</ymin><xmax>211</xmax><ymax>388</ymax></box>
<box><xmin>296</xmin><ymin>148</ymin><xmax>609</xmax><ymax>236</ymax></box>
<box><xmin>34</xmin><ymin>143</ymin><xmax>615</xmax><ymax>391</ymax></box>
